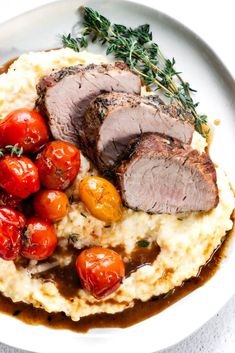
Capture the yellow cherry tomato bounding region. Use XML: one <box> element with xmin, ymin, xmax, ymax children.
<box><xmin>79</xmin><ymin>176</ymin><xmax>123</xmax><ymax>223</ymax></box>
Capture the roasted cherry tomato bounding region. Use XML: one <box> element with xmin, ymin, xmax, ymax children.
<box><xmin>76</xmin><ymin>247</ymin><xmax>125</xmax><ymax>299</ymax></box>
<box><xmin>79</xmin><ymin>176</ymin><xmax>123</xmax><ymax>223</ymax></box>
<box><xmin>0</xmin><ymin>207</ymin><xmax>26</xmax><ymax>260</ymax></box>
<box><xmin>0</xmin><ymin>190</ymin><xmax>22</xmax><ymax>210</ymax></box>
<box><xmin>0</xmin><ymin>109</ymin><xmax>49</xmax><ymax>153</ymax></box>
<box><xmin>0</xmin><ymin>156</ymin><xmax>40</xmax><ymax>199</ymax></box>
<box><xmin>21</xmin><ymin>217</ymin><xmax>57</xmax><ymax>260</ymax></box>
<box><xmin>34</xmin><ymin>190</ymin><xmax>69</xmax><ymax>222</ymax></box>
<box><xmin>35</xmin><ymin>141</ymin><xmax>80</xmax><ymax>190</ymax></box>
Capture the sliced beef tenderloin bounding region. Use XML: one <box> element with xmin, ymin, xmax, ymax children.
<box><xmin>83</xmin><ymin>92</ymin><xmax>194</xmax><ymax>171</ymax></box>
<box><xmin>116</xmin><ymin>133</ymin><xmax>218</xmax><ymax>214</ymax></box>
<box><xmin>36</xmin><ymin>62</ymin><xmax>141</xmax><ymax>146</ymax></box>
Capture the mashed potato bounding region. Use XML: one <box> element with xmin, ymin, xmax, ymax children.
<box><xmin>0</xmin><ymin>49</ymin><xmax>107</xmax><ymax>120</ymax></box>
<box><xmin>0</xmin><ymin>49</ymin><xmax>234</xmax><ymax>321</ymax></box>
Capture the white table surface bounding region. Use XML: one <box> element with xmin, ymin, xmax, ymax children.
<box><xmin>0</xmin><ymin>1</ymin><xmax>235</xmax><ymax>353</ymax></box>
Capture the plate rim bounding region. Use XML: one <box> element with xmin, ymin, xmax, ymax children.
<box><xmin>0</xmin><ymin>0</ymin><xmax>234</xmax><ymax>83</ymax></box>
<box><xmin>0</xmin><ymin>1</ymin><xmax>235</xmax><ymax>353</ymax></box>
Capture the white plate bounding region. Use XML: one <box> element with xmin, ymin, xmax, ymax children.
<box><xmin>0</xmin><ymin>1</ymin><xmax>235</xmax><ymax>352</ymax></box>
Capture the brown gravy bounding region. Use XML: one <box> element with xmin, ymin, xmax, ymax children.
<box><xmin>0</xmin><ymin>229</ymin><xmax>232</xmax><ymax>333</ymax></box>
<box><xmin>31</xmin><ymin>242</ymin><xmax>160</xmax><ymax>300</ymax></box>
<box><xmin>0</xmin><ymin>56</ymin><xmax>234</xmax><ymax>333</ymax></box>
<box><xmin>0</xmin><ymin>57</ymin><xmax>17</xmax><ymax>75</ymax></box>
<box><xmin>125</xmin><ymin>242</ymin><xmax>160</xmax><ymax>275</ymax></box>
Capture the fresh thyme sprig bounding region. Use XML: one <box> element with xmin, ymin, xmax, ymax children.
<box><xmin>0</xmin><ymin>144</ymin><xmax>24</xmax><ymax>158</ymax></box>
<box><xmin>62</xmin><ymin>33</ymin><xmax>88</xmax><ymax>51</ymax></box>
<box><xmin>61</xmin><ymin>7</ymin><xmax>207</xmax><ymax>135</ymax></box>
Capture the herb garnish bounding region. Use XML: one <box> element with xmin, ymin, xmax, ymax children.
<box><xmin>0</xmin><ymin>144</ymin><xmax>23</xmax><ymax>158</ymax></box>
<box><xmin>68</xmin><ymin>233</ymin><xmax>79</xmax><ymax>244</ymax></box>
<box><xmin>98</xmin><ymin>109</ymin><xmax>106</xmax><ymax>122</ymax></box>
<box><xmin>136</xmin><ymin>239</ymin><xmax>150</xmax><ymax>248</ymax></box>
<box><xmin>61</xmin><ymin>7</ymin><xmax>207</xmax><ymax>135</ymax></box>
<box><xmin>68</xmin><ymin>195</ymin><xmax>74</xmax><ymax>204</ymax></box>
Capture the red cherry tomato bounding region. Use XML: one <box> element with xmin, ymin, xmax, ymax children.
<box><xmin>0</xmin><ymin>156</ymin><xmax>40</xmax><ymax>199</ymax></box>
<box><xmin>35</xmin><ymin>141</ymin><xmax>80</xmax><ymax>190</ymax></box>
<box><xmin>0</xmin><ymin>109</ymin><xmax>49</xmax><ymax>153</ymax></box>
<box><xmin>0</xmin><ymin>207</ymin><xmax>26</xmax><ymax>260</ymax></box>
<box><xmin>34</xmin><ymin>190</ymin><xmax>69</xmax><ymax>222</ymax></box>
<box><xmin>0</xmin><ymin>190</ymin><xmax>22</xmax><ymax>210</ymax></box>
<box><xmin>76</xmin><ymin>247</ymin><xmax>125</xmax><ymax>299</ymax></box>
<box><xmin>21</xmin><ymin>217</ymin><xmax>57</xmax><ymax>260</ymax></box>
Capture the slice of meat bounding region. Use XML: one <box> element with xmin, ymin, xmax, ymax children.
<box><xmin>82</xmin><ymin>92</ymin><xmax>194</xmax><ymax>171</ymax></box>
<box><xmin>116</xmin><ymin>133</ymin><xmax>218</xmax><ymax>214</ymax></box>
<box><xmin>36</xmin><ymin>62</ymin><xmax>141</xmax><ymax>146</ymax></box>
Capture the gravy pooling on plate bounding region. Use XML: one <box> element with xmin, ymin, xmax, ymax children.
<box><xmin>0</xmin><ymin>225</ymin><xmax>232</xmax><ymax>332</ymax></box>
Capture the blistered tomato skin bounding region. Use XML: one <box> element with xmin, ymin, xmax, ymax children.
<box><xmin>0</xmin><ymin>191</ymin><xmax>22</xmax><ymax>210</ymax></box>
<box><xmin>0</xmin><ymin>109</ymin><xmax>49</xmax><ymax>153</ymax></box>
<box><xmin>0</xmin><ymin>207</ymin><xmax>26</xmax><ymax>261</ymax></box>
<box><xmin>21</xmin><ymin>217</ymin><xmax>58</xmax><ymax>260</ymax></box>
<box><xmin>79</xmin><ymin>176</ymin><xmax>123</xmax><ymax>223</ymax></box>
<box><xmin>76</xmin><ymin>247</ymin><xmax>125</xmax><ymax>299</ymax></box>
<box><xmin>0</xmin><ymin>156</ymin><xmax>40</xmax><ymax>199</ymax></box>
<box><xmin>34</xmin><ymin>190</ymin><xmax>69</xmax><ymax>222</ymax></box>
<box><xmin>35</xmin><ymin>141</ymin><xmax>81</xmax><ymax>190</ymax></box>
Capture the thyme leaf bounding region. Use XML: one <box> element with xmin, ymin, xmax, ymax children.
<box><xmin>68</xmin><ymin>233</ymin><xmax>79</xmax><ymax>244</ymax></box>
<box><xmin>61</xmin><ymin>33</ymin><xmax>88</xmax><ymax>51</ymax></box>
<box><xmin>61</xmin><ymin>6</ymin><xmax>208</xmax><ymax>135</ymax></box>
<box><xmin>136</xmin><ymin>239</ymin><xmax>150</xmax><ymax>248</ymax></box>
<box><xmin>0</xmin><ymin>144</ymin><xmax>24</xmax><ymax>158</ymax></box>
